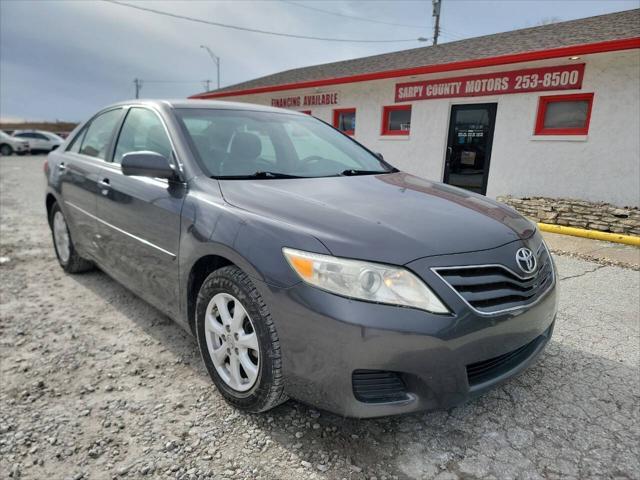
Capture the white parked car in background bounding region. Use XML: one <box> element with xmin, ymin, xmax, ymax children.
<box><xmin>0</xmin><ymin>131</ymin><xmax>30</xmax><ymax>156</ymax></box>
<box><xmin>12</xmin><ymin>130</ymin><xmax>63</xmax><ymax>153</ymax></box>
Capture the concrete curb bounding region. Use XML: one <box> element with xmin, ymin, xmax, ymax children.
<box><xmin>538</xmin><ymin>223</ymin><xmax>640</xmax><ymax>247</ymax></box>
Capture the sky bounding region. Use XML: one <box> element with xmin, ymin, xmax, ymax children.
<box><xmin>1</xmin><ymin>0</ymin><xmax>638</xmax><ymax>122</ymax></box>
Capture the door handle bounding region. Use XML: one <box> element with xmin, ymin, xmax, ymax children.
<box><xmin>58</xmin><ymin>163</ymin><xmax>66</xmax><ymax>171</ymax></box>
<box><xmin>445</xmin><ymin>147</ymin><xmax>453</xmax><ymax>167</ymax></box>
<box><xmin>99</xmin><ymin>178</ymin><xmax>111</xmax><ymax>196</ymax></box>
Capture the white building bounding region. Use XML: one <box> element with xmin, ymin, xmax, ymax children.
<box><xmin>192</xmin><ymin>10</ymin><xmax>640</xmax><ymax>209</ymax></box>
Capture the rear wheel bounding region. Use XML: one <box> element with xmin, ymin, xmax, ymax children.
<box><xmin>49</xmin><ymin>202</ymin><xmax>93</xmax><ymax>273</ymax></box>
<box><xmin>0</xmin><ymin>144</ymin><xmax>13</xmax><ymax>156</ymax></box>
<box><xmin>196</xmin><ymin>266</ymin><xmax>287</xmax><ymax>412</ymax></box>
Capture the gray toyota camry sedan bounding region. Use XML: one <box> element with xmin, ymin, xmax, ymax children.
<box><xmin>45</xmin><ymin>100</ymin><xmax>557</xmax><ymax>418</ymax></box>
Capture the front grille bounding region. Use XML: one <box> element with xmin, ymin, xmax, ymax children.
<box><xmin>466</xmin><ymin>332</ymin><xmax>546</xmax><ymax>386</ymax></box>
<box><xmin>352</xmin><ymin>370</ymin><xmax>409</xmax><ymax>403</ymax></box>
<box><xmin>434</xmin><ymin>245</ymin><xmax>553</xmax><ymax>314</ymax></box>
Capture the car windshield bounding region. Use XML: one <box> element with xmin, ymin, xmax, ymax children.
<box><xmin>174</xmin><ymin>108</ymin><xmax>394</xmax><ymax>178</ymax></box>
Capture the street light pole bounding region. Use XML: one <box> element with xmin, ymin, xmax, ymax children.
<box><xmin>133</xmin><ymin>78</ymin><xmax>143</xmax><ymax>99</ymax></box>
<box><xmin>200</xmin><ymin>45</ymin><xmax>220</xmax><ymax>90</ymax></box>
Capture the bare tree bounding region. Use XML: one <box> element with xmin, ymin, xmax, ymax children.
<box><xmin>535</xmin><ymin>16</ymin><xmax>562</xmax><ymax>26</ymax></box>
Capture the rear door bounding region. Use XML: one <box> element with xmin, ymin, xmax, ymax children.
<box><xmin>34</xmin><ymin>132</ymin><xmax>53</xmax><ymax>151</ymax></box>
<box><xmin>95</xmin><ymin>106</ymin><xmax>185</xmax><ymax>317</ymax></box>
<box><xmin>57</xmin><ymin>108</ymin><xmax>124</xmax><ymax>258</ymax></box>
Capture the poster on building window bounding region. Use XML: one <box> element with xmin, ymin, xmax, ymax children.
<box><xmin>460</xmin><ymin>151</ymin><xmax>476</xmax><ymax>166</ymax></box>
<box><xmin>395</xmin><ymin>64</ymin><xmax>585</xmax><ymax>102</ymax></box>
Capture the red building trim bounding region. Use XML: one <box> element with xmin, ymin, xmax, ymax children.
<box><xmin>333</xmin><ymin>108</ymin><xmax>356</xmax><ymax>135</ymax></box>
<box><xmin>381</xmin><ymin>105</ymin><xmax>412</xmax><ymax>136</ymax></box>
<box><xmin>534</xmin><ymin>92</ymin><xmax>594</xmax><ymax>135</ymax></box>
<box><xmin>190</xmin><ymin>38</ymin><xmax>640</xmax><ymax>100</ymax></box>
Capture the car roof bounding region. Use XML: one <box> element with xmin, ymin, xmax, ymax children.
<box><xmin>13</xmin><ymin>130</ymin><xmax>60</xmax><ymax>136</ymax></box>
<box><xmin>105</xmin><ymin>99</ymin><xmax>304</xmax><ymax>116</ymax></box>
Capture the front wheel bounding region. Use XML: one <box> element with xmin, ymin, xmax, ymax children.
<box><xmin>49</xmin><ymin>202</ymin><xmax>93</xmax><ymax>273</ymax></box>
<box><xmin>196</xmin><ymin>266</ymin><xmax>287</xmax><ymax>413</ymax></box>
<box><xmin>0</xmin><ymin>144</ymin><xmax>13</xmax><ymax>156</ymax></box>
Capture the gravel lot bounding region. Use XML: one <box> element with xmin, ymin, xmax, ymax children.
<box><xmin>1</xmin><ymin>155</ymin><xmax>639</xmax><ymax>480</ymax></box>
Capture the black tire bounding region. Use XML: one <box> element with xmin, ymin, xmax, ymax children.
<box><xmin>49</xmin><ymin>202</ymin><xmax>94</xmax><ymax>273</ymax></box>
<box><xmin>0</xmin><ymin>144</ymin><xmax>13</xmax><ymax>156</ymax></box>
<box><xmin>196</xmin><ymin>266</ymin><xmax>288</xmax><ymax>413</ymax></box>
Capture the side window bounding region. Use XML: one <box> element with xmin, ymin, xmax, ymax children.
<box><xmin>35</xmin><ymin>133</ymin><xmax>49</xmax><ymax>140</ymax></box>
<box><xmin>114</xmin><ymin>108</ymin><xmax>172</xmax><ymax>164</ymax></box>
<box><xmin>67</xmin><ymin>128</ymin><xmax>87</xmax><ymax>153</ymax></box>
<box><xmin>79</xmin><ymin>109</ymin><xmax>123</xmax><ymax>160</ymax></box>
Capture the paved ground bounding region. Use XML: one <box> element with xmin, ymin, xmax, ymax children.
<box><xmin>1</xmin><ymin>155</ymin><xmax>639</xmax><ymax>480</ymax></box>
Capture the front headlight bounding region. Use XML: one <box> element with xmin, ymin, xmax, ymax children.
<box><xmin>282</xmin><ymin>248</ymin><xmax>449</xmax><ymax>314</ymax></box>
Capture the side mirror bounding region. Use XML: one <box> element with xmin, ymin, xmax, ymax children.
<box><xmin>375</xmin><ymin>152</ymin><xmax>384</xmax><ymax>161</ymax></box>
<box><xmin>121</xmin><ymin>151</ymin><xmax>177</xmax><ymax>179</ymax></box>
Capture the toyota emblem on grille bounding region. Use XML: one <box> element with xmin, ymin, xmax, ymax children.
<box><xmin>515</xmin><ymin>247</ymin><xmax>537</xmax><ymax>274</ymax></box>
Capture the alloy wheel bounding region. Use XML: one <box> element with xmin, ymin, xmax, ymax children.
<box><xmin>52</xmin><ymin>211</ymin><xmax>71</xmax><ymax>263</ymax></box>
<box><xmin>204</xmin><ymin>293</ymin><xmax>260</xmax><ymax>392</ymax></box>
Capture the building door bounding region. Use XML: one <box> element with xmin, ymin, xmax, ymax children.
<box><xmin>443</xmin><ymin>103</ymin><xmax>497</xmax><ymax>195</ymax></box>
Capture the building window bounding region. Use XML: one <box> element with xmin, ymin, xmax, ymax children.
<box><xmin>382</xmin><ymin>105</ymin><xmax>411</xmax><ymax>135</ymax></box>
<box><xmin>333</xmin><ymin>108</ymin><xmax>356</xmax><ymax>135</ymax></box>
<box><xmin>535</xmin><ymin>93</ymin><xmax>594</xmax><ymax>135</ymax></box>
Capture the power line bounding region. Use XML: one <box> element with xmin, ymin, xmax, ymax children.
<box><xmin>281</xmin><ymin>0</ymin><xmax>426</xmax><ymax>29</ymax></box>
<box><xmin>438</xmin><ymin>30</ymin><xmax>465</xmax><ymax>42</ymax></box>
<box><xmin>439</xmin><ymin>26</ymin><xmax>467</xmax><ymax>40</ymax></box>
<box><xmin>142</xmin><ymin>80</ymin><xmax>208</xmax><ymax>84</ymax></box>
<box><xmin>103</xmin><ymin>1</ymin><xmax>426</xmax><ymax>44</ymax></box>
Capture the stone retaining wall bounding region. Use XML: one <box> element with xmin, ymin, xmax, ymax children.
<box><xmin>497</xmin><ymin>196</ymin><xmax>640</xmax><ymax>236</ymax></box>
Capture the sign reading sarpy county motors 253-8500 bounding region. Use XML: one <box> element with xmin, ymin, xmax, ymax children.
<box><xmin>395</xmin><ymin>64</ymin><xmax>585</xmax><ymax>102</ymax></box>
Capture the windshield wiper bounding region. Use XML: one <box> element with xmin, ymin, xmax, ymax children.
<box><xmin>341</xmin><ymin>168</ymin><xmax>397</xmax><ymax>176</ymax></box>
<box><xmin>217</xmin><ymin>171</ymin><xmax>303</xmax><ymax>180</ymax></box>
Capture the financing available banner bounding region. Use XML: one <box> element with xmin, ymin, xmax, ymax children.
<box><xmin>271</xmin><ymin>92</ymin><xmax>339</xmax><ymax>108</ymax></box>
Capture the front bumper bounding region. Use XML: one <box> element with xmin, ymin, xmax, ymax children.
<box><xmin>255</xmin><ymin>238</ymin><xmax>558</xmax><ymax>418</ymax></box>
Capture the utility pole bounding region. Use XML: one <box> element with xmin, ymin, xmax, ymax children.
<box><xmin>203</xmin><ymin>79</ymin><xmax>211</xmax><ymax>92</ymax></box>
<box><xmin>133</xmin><ymin>78</ymin><xmax>143</xmax><ymax>99</ymax></box>
<box><xmin>200</xmin><ymin>45</ymin><xmax>220</xmax><ymax>90</ymax></box>
<box><xmin>432</xmin><ymin>0</ymin><xmax>441</xmax><ymax>46</ymax></box>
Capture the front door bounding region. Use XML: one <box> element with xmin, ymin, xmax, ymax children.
<box><xmin>95</xmin><ymin>106</ymin><xmax>184</xmax><ymax>318</ymax></box>
<box><xmin>443</xmin><ymin>103</ymin><xmax>497</xmax><ymax>195</ymax></box>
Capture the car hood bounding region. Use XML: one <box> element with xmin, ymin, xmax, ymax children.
<box><xmin>219</xmin><ymin>172</ymin><xmax>535</xmax><ymax>265</ymax></box>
